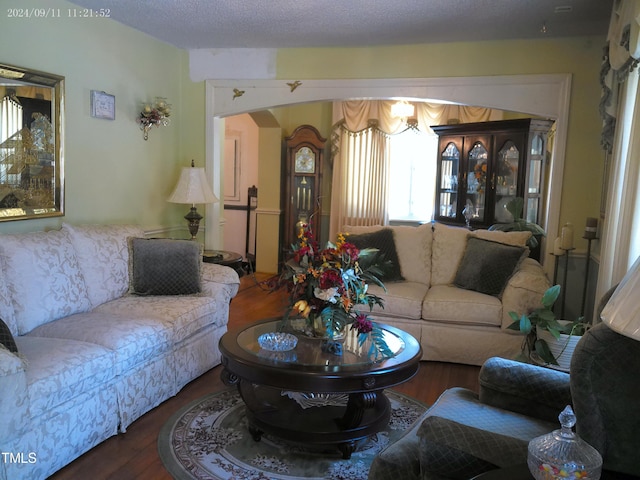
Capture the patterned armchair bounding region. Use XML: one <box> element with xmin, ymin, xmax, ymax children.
<box><xmin>368</xmin><ymin>322</ymin><xmax>640</xmax><ymax>479</ymax></box>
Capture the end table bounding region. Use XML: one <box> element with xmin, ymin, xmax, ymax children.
<box><xmin>203</xmin><ymin>250</ymin><xmax>244</xmax><ymax>276</ymax></box>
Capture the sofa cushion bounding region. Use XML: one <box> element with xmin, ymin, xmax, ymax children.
<box><xmin>94</xmin><ymin>294</ymin><xmax>222</xmax><ymax>344</ymax></box>
<box><xmin>0</xmin><ymin>267</ymin><xmax>17</xmax><ymax>336</ymax></box>
<box><xmin>348</xmin><ymin>228</ymin><xmax>403</xmax><ymax>281</ymax></box>
<box><xmin>27</xmin><ymin>312</ymin><xmax>173</xmax><ymax>375</ymax></box>
<box><xmin>431</xmin><ymin>223</ymin><xmax>471</xmax><ymax>286</ymax></box>
<box><xmin>129</xmin><ymin>238</ymin><xmax>202</xmax><ymax>296</ymax></box>
<box><xmin>472</xmin><ymin>229</ymin><xmax>531</xmax><ymax>247</ymax></box>
<box><xmin>366</xmin><ymin>281</ymin><xmax>429</xmax><ymax>320</ymax></box>
<box><xmin>0</xmin><ymin>229</ymin><xmax>92</xmax><ymax>335</ymax></box>
<box><xmin>14</xmin><ymin>336</ymin><xmax>116</xmax><ymax>419</ymax></box>
<box><xmin>454</xmin><ymin>237</ymin><xmax>526</xmax><ymax>297</ymax></box>
<box><xmin>423</xmin><ymin>285</ymin><xmax>502</xmax><ymax>327</ymax></box>
<box><xmin>0</xmin><ymin>318</ymin><xmax>18</xmax><ymax>354</ymax></box>
<box><xmin>62</xmin><ymin>223</ymin><xmax>145</xmax><ymax>308</ymax></box>
<box><xmin>344</xmin><ymin>224</ymin><xmax>432</xmax><ymax>285</ymax></box>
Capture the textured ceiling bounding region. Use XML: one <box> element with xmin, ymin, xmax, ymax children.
<box><xmin>68</xmin><ymin>0</ymin><xmax>612</xmax><ymax>49</ymax></box>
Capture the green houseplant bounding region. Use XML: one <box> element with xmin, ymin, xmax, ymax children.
<box><xmin>508</xmin><ymin>285</ymin><xmax>589</xmax><ymax>368</ymax></box>
<box><xmin>489</xmin><ymin>197</ymin><xmax>545</xmax><ymax>250</ymax></box>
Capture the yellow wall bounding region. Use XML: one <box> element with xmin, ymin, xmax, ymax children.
<box><xmin>0</xmin><ymin>0</ymin><xmax>204</xmax><ymax>236</ymax></box>
<box><xmin>276</xmin><ymin>37</ymin><xmax>606</xmax><ymax>252</ymax></box>
<box><xmin>1</xmin><ymin>3</ymin><xmax>606</xmax><ymax>258</ymax></box>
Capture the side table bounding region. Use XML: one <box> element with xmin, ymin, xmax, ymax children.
<box><xmin>203</xmin><ymin>250</ymin><xmax>244</xmax><ymax>276</ymax></box>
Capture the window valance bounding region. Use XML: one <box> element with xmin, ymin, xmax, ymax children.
<box><xmin>600</xmin><ymin>0</ymin><xmax>640</xmax><ymax>153</ymax></box>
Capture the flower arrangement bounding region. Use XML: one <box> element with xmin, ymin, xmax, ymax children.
<box><xmin>137</xmin><ymin>97</ymin><xmax>171</xmax><ymax>140</ymax></box>
<box><xmin>277</xmin><ymin>224</ymin><xmax>393</xmax><ymax>360</ymax></box>
<box><xmin>473</xmin><ymin>161</ymin><xmax>487</xmax><ymax>193</ymax></box>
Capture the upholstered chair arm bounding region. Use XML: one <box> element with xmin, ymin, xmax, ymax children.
<box><xmin>500</xmin><ymin>258</ymin><xmax>551</xmax><ymax>330</ymax></box>
<box><xmin>478</xmin><ymin>357</ymin><xmax>571</xmax><ymax>423</ymax></box>
<box><xmin>200</xmin><ymin>263</ymin><xmax>240</xmax><ymax>302</ymax></box>
<box><xmin>0</xmin><ymin>346</ymin><xmax>29</xmax><ymax>444</ymax></box>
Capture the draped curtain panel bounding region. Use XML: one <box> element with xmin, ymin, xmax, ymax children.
<box><xmin>596</xmin><ymin>0</ymin><xmax>640</xmax><ymax>314</ymax></box>
<box><xmin>329</xmin><ymin>100</ymin><xmax>499</xmax><ymax>238</ymax></box>
<box><xmin>329</xmin><ymin>125</ymin><xmax>391</xmax><ymax>238</ymax></box>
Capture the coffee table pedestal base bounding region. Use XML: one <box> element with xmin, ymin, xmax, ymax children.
<box><xmin>235</xmin><ymin>379</ymin><xmax>390</xmax><ymax>459</ymax></box>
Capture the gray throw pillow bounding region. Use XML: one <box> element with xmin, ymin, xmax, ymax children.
<box><xmin>454</xmin><ymin>237</ymin><xmax>526</xmax><ymax>297</ymax></box>
<box><xmin>0</xmin><ymin>317</ymin><xmax>18</xmax><ymax>354</ymax></box>
<box><xmin>348</xmin><ymin>228</ymin><xmax>404</xmax><ymax>281</ymax></box>
<box><xmin>129</xmin><ymin>238</ymin><xmax>202</xmax><ymax>296</ymax></box>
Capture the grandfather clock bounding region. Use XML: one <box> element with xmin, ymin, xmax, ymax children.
<box><xmin>283</xmin><ymin>125</ymin><xmax>326</xmax><ymax>251</ymax></box>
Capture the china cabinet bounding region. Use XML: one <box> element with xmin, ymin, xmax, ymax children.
<box><xmin>432</xmin><ymin>118</ymin><xmax>553</xmax><ymax>229</ymax></box>
<box><xmin>282</xmin><ymin>125</ymin><xmax>326</xmax><ymax>251</ymax></box>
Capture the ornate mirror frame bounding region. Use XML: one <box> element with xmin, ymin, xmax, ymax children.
<box><xmin>0</xmin><ymin>63</ymin><xmax>64</xmax><ymax>221</ymax></box>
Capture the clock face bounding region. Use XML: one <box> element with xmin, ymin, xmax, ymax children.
<box><xmin>294</xmin><ymin>147</ymin><xmax>315</xmax><ymax>173</ymax></box>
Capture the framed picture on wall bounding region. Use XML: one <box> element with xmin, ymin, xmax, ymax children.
<box><xmin>90</xmin><ymin>90</ymin><xmax>115</xmax><ymax>120</ymax></box>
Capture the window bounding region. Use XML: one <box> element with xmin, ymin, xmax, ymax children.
<box><xmin>388</xmin><ymin>129</ymin><xmax>438</xmax><ymax>222</ymax></box>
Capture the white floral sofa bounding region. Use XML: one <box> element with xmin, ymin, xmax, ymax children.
<box><xmin>344</xmin><ymin>222</ymin><xmax>550</xmax><ymax>366</ymax></box>
<box><xmin>0</xmin><ymin>224</ymin><xmax>239</xmax><ymax>480</ymax></box>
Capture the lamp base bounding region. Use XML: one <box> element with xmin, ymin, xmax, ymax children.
<box><xmin>184</xmin><ymin>206</ymin><xmax>202</xmax><ymax>240</ymax></box>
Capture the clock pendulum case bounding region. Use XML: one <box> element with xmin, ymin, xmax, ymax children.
<box><xmin>283</xmin><ymin>125</ymin><xmax>326</xmax><ymax>251</ymax></box>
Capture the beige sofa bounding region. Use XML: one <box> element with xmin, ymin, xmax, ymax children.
<box><xmin>344</xmin><ymin>222</ymin><xmax>550</xmax><ymax>366</ymax></box>
<box><xmin>0</xmin><ymin>224</ymin><xmax>239</xmax><ymax>480</ymax></box>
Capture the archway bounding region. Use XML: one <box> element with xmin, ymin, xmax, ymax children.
<box><xmin>205</xmin><ymin>74</ymin><xmax>571</xmax><ymax>276</ymax></box>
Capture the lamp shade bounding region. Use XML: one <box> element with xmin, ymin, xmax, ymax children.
<box><xmin>167</xmin><ymin>164</ymin><xmax>218</xmax><ymax>205</ymax></box>
<box><xmin>601</xmin><ymin>255</ymin><xmax>640</xmax><ymax>340</ymax></box>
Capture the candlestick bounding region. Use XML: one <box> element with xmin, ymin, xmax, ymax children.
<box><xmin>561</xmin><ymin>223</ymin><xmax>574</xmax><ymax>250</ymax></box>
<box><xmin>584</xmin><ymin>217</ymin><xmax>598</xmax><ymax>240</ymax></box>
<box><xmin>553</xmin><ymin>236</ymin><xmax>563</xmax><ymax>256</ymax></box>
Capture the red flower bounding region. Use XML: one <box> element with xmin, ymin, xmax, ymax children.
<box><xmin>352</xmin><ymin>313</ymin><xmax>373</xmax><ymax>334</ymax></box>
<box><xmin>319</xmin><ymin>269</ymin><xmax>341</xmax><ymax>289</ymax></box>
<box><xmin>339</xmin><ymin>242</ymin><xmax>360</xmax><ymax>261</ymax></box>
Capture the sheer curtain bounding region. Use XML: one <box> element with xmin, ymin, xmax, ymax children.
<box><xmin>596</xmin><ymin>0</ymin><xmax>640</xmax><ymax>303</ymax></box>
<box><xmin>329</xmin><ymin>100</ymin><xmax>499</xmax><ymax>238</ymax></box>
<box><xmin>0</xmin><ymin>95</ymin><xmax>23</xmax><ymax>185</ymax></box>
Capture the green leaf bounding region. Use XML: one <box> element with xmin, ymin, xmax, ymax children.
<box><xmin>541</xmin><ymin>285</ymin><xmax>561</xmax><ymax>307</ymax></box>
<box><xmin>517</xmin><ymin>314</ymin><xmax>531</xmax><ymax>334</ymax></box>
<box><xmin>534</xmin><ymin>338</ymin><xmax>558</xmax><ymax>365</ymax></box>
<box><xmin>506</xmin><ymin>197</ymin><xmax>524</xmax><ymax>220</ymax></box>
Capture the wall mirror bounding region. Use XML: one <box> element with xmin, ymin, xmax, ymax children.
<box><xmin>0</xmin><ymin>63</ymin><xmax>64</xmax><ymax>221</ymax></box>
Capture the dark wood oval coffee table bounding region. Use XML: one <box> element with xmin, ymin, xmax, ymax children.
<box><xmin>219</xmin><ymin>319</ymin><xmax>422</xmax><ymax>458</ymax></box>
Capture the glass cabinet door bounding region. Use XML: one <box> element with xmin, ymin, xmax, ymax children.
<box><xmin>526</xmin><ymin>132</ymin><xmax>545</xmax><ymax>223</ymax></box>
<box><xmin>466</xmin><ymin>141</ymin><xmax>488</xmax><ymax>223</ymax></box>
<box><xmin>438</xmin><ymin>142</ymin><xmax>459</xmax><ymax>219</ymax></box>
<box><xmin>494</xmin><ymin>141</ymin><xmax>520</xmax><ymax>222</ymax></box>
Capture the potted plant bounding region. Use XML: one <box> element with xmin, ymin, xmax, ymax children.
<box><xmin>508</xmin><ymin>284</ymin><xmax>589</xmax><ymax>371</ymax></box>
<box><xmin>489</xmin><ymin>197</ymin><xmax>545</xmax><ymax>258</ymax></box>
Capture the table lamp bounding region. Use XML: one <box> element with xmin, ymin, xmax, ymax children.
<box><xmin>167</xmin><ymin>160</ymin><xmax>218</xmax><ymax>240</ymax></box>
<box><xmin>601</xmin><ymin>254</ymin><xmax>640</xmax><ymax>340</ymax></box>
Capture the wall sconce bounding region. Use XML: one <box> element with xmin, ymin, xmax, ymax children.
<box><xmin>137</xmin><ymin>97</ymin><xmax>171</xmax><ymax>140</ymax></box>
<box><xmin>167</xmin><ymin>160</ymin><xmax>219</xmax><ymax>240</ymax></box>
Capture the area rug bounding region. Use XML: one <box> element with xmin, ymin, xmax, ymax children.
<box><xmin>158</xmin><ymin>388</ymin><xmax>427</xmax><ymax>480</ymax></box>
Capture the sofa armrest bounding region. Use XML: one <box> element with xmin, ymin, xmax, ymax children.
<box><xmin>501</xmin><ymin>258</ymin><xmax>550</xmax><ymax>329</ymax></box>
<box><xmin>0</xmin><ymin>347</ymin><xmax>29</xmax><ymax>443</ymax></box>
<box><xmin>200</xmin><ymin>263</ymin><xmax>240</xmax><ymax>302</ymax></box>
<box><xmin>479</xmin><ymin>357</ymin><xmax>571</xmax><ymax>423</ymax></box>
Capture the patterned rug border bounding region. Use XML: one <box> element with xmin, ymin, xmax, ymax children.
<box><xmin>158</xmin><ymin>387</ymin><xmax>427</xmax><ymax>480</ymax></box>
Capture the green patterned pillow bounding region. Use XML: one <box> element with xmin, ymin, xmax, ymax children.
<box><xmin>129</xmin><ymin>238</ymin><xmax>202</xmax><ymax>296</ymax></box>
<box><xmin>454</xmin><ymin>237</ymin><xmax>526</xmax><ymax>297</ymax></box>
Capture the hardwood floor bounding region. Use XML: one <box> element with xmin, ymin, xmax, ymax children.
<box><xmin>49</xmin><ymin>272</ymin><xmax>480</xmax><ymax>480</ymax></box>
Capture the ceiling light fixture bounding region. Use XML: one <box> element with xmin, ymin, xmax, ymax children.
<box><xmin>391</xmin><ymin>100</ymin><xmax>415</xmax><ymax>119</ymax></box>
